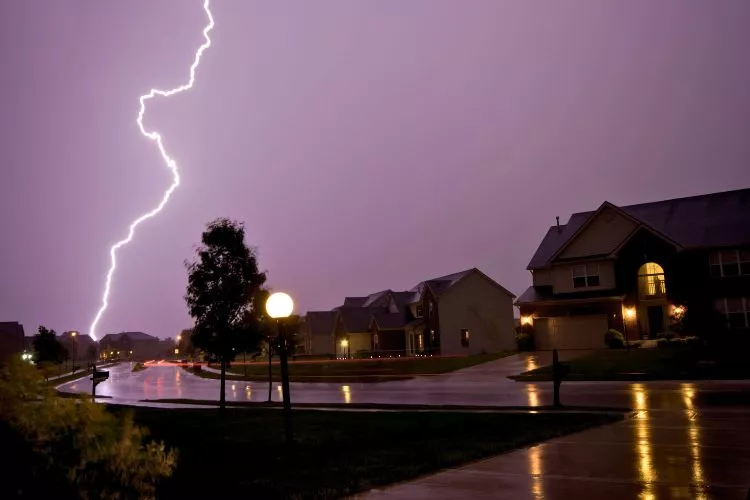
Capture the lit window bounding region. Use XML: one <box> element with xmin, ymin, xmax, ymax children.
<box><xmin>460</xmin><ymin>329</ymin><xmax>470</xmax><ymax>348</ymax></box>
<box><xmin>572</xmin><ymin>264</ymin><xmax>600</xmax><ymax>288</ymax></box>
<box><xmin>638</xmin><ymin>263</ymin><xmax>666</xmax><ymax>298</ymax></box>
<box><xmin>373</xmin><ymin>333</ymin><xmax>379</xmax><ymax>349</ymax></box>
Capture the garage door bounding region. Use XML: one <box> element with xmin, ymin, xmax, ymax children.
<box><xmin>535</xmin><ymin>315</ymin><xmax>608</xmax><ymax>350</ymax></box>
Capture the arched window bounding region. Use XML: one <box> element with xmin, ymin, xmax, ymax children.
<box><xmin>638</xmin><ymin>263</ymin><xmax>666</xmax><ymax>299</ymax></box>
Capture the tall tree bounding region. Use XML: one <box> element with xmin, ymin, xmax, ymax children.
<box><xmin>184</xmin><ymin>218</ymin><xmax>267</xmax><ymax>410</ymax></box>
<box><xmin>33</xmin><ymin>326</ymin><xmax>68</xmax><ymax>365</ymax></box>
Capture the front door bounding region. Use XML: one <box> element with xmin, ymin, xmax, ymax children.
<box><xmin>647</xmin><ymin>306</ymin><xmax>664</xmax><ymax>338</ymax></box>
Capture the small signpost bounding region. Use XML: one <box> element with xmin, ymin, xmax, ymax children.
<box><xmin>91</xmin><ymin>366</ymin><xmax>109</xmax><ymax>402</ymax></box>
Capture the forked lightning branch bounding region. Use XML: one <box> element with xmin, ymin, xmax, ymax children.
<box><xmin>88</xmin><ymin>0</ymin><xmax>215</xmax><ymax>340</ymax></box>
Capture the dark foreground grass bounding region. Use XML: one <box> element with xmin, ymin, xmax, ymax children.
<box><xmin>198</xmin><ymin>352</ymin><xmax>513</xmax><ymax>383</ymax></box>
<box><xmin>120</xmin><ymin>406</ymin><xmax>622</xmax><ymax>499</ymax></box>
<box><xmin>513</xmin><ymin>346</ymin><xmax>750</xmax><ymax>381</ymax></box>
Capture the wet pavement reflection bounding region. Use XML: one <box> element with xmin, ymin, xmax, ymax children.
<box><xmin>59</xmin><ymin>355</ymin><xmax>750</xmax><ymax>498</ymax></box>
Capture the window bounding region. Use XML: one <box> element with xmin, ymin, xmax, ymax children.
<box><xmin>415</xmin><ymin>304</ymin><xmax>423</xmax><ymax>317</ymax></box>
<box><xmin>638</xmin><ymin>262</ymin><xmax>666</xmax><ymax>298</ymax></box>
<box><xmin>460</xmin><ymin>329</ymin><xmax>470</xmax><ymax>348</ymax></box>
<box><xmin>572</xmin><ymin>264</ymin><xmax>600</xmax><ymax>288</ymax></box>
<box><xmin>373</xmin><ymin>333</ymin><xmax>379</xmax><ymax>349</ymax></box>
<box><xmin>430</xmin><ymin>329</ymin><xmax>436</xmax><ymax>343</ymax></box>
<box><xmin>709</xmin><ymin>250</ymin><xmax>750</xmax><ymax>277</ymax></box>
<box><xmin>715</xmin><ymin>297</ymin><xmax>750</xmax><ymax>329</ymax></box>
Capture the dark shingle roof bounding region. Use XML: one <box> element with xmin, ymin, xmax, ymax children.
<box><xmin>306</xmin><ymin>311</ymin><xmax>337</xmax><ymax>336</ymax></box>
<box><xmin>373</xmin><ymin>312</ymin><xmax>407</xmax><ymax>330</ymax></box>
<box><xmin>338</xmin><ymin>307</ymin><xmax>384</xmax><ymax>332</ymax></box>
<box><xmin>363</xmin><ymin>290</ymin><xmax>393</xmax><ymax>307</ymax></box>
<box><xmin>341</xmin><ymin>297</ymin><xmax>367</xmax><ymax>307</ymax></box>
<box><xmin>528</xmin><ymin>188</ymin><xmax>750</xmax><ymax>269</ymax></box>
<box><xmin>410</xmin><ymin>269</ymin><xmax>473</xmax><ymax>295</ymax></box>
<box><xmin>100</xmin><ymin>331</ymin><xmax>157</xmax><ymax>343</ymax></box>
<box><xmin>516</xmin><ymin>286</ymin><xmax>624</xmax><ymax>305</ymax></box>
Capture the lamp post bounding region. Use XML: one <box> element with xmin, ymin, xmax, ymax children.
<box><xmin>266</xmin><ymin>291</ymin><xmax>294</xmax><ymax>444</ymax></box>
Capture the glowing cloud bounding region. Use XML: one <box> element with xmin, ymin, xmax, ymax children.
<box><xmin>89</xmin><ymin>0</ymin><xmax>215</xmax><ymax>340</ymax></box>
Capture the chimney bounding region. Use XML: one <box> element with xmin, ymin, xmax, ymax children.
<box><xmin>555</xmin><ymin>216</ymin><xmax>561</xmax><ymax>232</ymax></box>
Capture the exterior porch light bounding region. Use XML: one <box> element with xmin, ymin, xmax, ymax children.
<box><xmin>340</xmin><ymin>338</ymin><xmax>349</xmax><ymax>348</ymax></box>
<box><xmin>624</xmin><ymin>307</ymin><xmax>637</xmax><ymax>320</ymax></box>
<box><xmin>520</xmin><ymin>315</ymin><xmax>533</xmax><ymax>326</ymax></box>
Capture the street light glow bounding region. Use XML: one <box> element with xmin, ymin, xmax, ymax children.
<box><xmin>266</xmin><ymin>292</ymin><xmax>294</xmax><ymax>319</ymax></box>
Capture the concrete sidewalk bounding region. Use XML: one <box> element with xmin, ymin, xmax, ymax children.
<box><xmin>362</xmin><ymin>405</ymin><xmax>750</xmax><ymax>499</ymax></box>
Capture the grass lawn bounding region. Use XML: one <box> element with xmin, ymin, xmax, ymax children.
<box><xmin>119</xmin><ymin>406</ymin><xmax>622</xmax><ymax>499</ymax></box>
<box><xmin>513</xmin><ymin>344</ymin><xmax>750</xmax><ymax>381</ymax></box>
<box><xmin>195</xmin><ymin>352</ymin><xmax>513</xmax><ymax>383</ymax></box>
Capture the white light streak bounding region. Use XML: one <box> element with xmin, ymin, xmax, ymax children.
<box><xmin>89</xmin><ymin>0</ymin><xmax>215</xmax><ymax>340</ymax></box>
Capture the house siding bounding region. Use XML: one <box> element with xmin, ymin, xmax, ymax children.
<box><xmin>437</xmin><ymin>272</ymin><xmax>516</xmax><ymax>355</ymax></box>
<box><xmin>558</xmin><ymin>206</ymin><xmax>637</xmax><ymax>260</ymax></box>
<box><xmin>532</xmin><ymin>269</ymin><xmax>552</xmax><ymax>286</ymax></box>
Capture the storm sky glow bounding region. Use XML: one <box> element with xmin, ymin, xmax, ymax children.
<box><xmin>1</xmin><ymin>1</ymin><xmax>749</xmax><ymax>338</ymax></box>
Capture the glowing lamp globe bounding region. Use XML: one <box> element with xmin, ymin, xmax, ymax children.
<box><xmin>266</xmin><ymin>292</ymin><xmax>294</xmax><ymax>319</ymax></box>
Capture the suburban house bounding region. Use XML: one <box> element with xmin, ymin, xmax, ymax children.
<box><xmin>302</xmin><ymin>268</ymin><xmax>516</xmax><ymax>357</ymax></box>
<box><xmin>99</xmin><ymin>331</ymin><xmax>164</xmax><ymax>361</ymax></box>
<box><xmin>0</xmin><ymin>321</ymin><xmax>25</xmax><ymax>364</ymax></box>
<box><xmin>58</xmin><ymin>331</ymin><xmax>98</xmax><ymax>362</ymax></box>
<box><xmin>516</xmin><ymin>188</ymin><xmax>750</xmax><ymax>350</ymax></box>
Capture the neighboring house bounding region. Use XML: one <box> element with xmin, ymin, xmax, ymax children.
<box><xmin>517</xmin><ymin>188</ymin><xmax>750</xmax><ymax>350</ymax></box>
<box><xmin>99</xmin><ymin>331</ymin><xmax>162</xmax><ymax>360</ymax></box>
<box><xmin>302</xmin><ymin>268</ymin><xmax>516</xmax><ymax>357</ymax></box>
<box><xmin>0</xmin><ymin>321</ymin><xmax>25</xmax><ymax>364</ymax></box>
<box><xmin>58</xmin><ymin>331</ymin><xmax>98</xmax><ymax>362</ymax></box>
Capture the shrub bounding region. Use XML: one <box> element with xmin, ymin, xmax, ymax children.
<box><xmin>515</xmin><ymin>332</ymin><xmax>535</xmax><ymax>351</ymax></box>
<box><xmin>604</xmin><ymin>329</ymin><xmax>625</xmax><ymax>349</ymax></box>
<box><xmin>0</xmin><ymin>359</ymin><xmax>176</xmax><ymax>499</ymax></box>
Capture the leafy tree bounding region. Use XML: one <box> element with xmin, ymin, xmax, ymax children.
<box><xmin>185</xmin><ymin>218</ymin><xmax>267</xmax><ymax>410</ymax></box>
<box><xmin>33</xmin><ymin>326</ymin><xmax>68</xmax><ymax>365</ymax></box>
<box><xmin>0</xmin><ymin>359</ymin><xmax>176</xmax><ymax>499</ymax></box>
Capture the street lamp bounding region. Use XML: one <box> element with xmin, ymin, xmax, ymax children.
<box><xmin>266</xmin><ymin>291</ymin><xmax>294</xmax><ymax>443</ymax></box>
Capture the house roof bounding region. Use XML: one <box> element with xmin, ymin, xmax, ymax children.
<box><xmin>372</xmin><ymin>312</ymin><xmax>407</xmax><ymax>330</ymax></box>
<box><xmin>306</xmin><ymin>311</ymin><xmax>337</xmax><ymax>336</ymax></box>
<box><xmin>100</xmin><ymin>331</ymin><xmax>157</xmax><ymax>343</ymax></box>
<box><xmin>338</xmin><ymin>307</ymin><xmax>385</xmax><ymax>332</ymax></box>
<box><xmin>528</xmin><ymin>187</ymin><xmax>750</xmax><ymax>269</ymax></box>
<box><xmin>409</xmin><ymin>269</ymin><xmax>474</xmax><ymax>296</ymax></box>
<box><xmin>0</xmin><ymin>321</ymin><xmax>25</xmax><ymax>338</ymax></box>
<box><xmin>516</xmin><ymin>286</ymin><xmax>624</xmax><ymax>305</ymax></box>
<box><xmin>341</xmin><ymin>297</ymin><xmax>367</xmax><ymax>307</ymax></box>
<box><xmin>362</xmin><ymin>290</ymin><xmax>393</xmax><ymax>307</ymax></box>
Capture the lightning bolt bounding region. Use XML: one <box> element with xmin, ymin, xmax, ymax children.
<box><xmin>89</xmin><ymin>0</ymin><xmax>215</xmax><ymax>340</ymax></box>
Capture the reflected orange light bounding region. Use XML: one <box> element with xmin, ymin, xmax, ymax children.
<box><xmin>631</xmin><ymin>384</ymin><xmax>656</xmax><ymax>499</ymax></box>
<box><xmin>526</xmin><ymin>356</ymin><xmax>538</xmax><ymax>372</ymax></box>
<box><xmin>526</xmin><ymin>384</ymin><xmax>540</xmax><ymax>407</ymax></box>
<box><xmin>528</xmin><ymin>445</ymin><xmax>544</xmax><ymax>499</ymax></box>
<box><xmin>682</xmin><ymin>384</ymin><xmax>706</xmax><ymax>499</ymax></box>
<box><xmin>342</xmin><ymin>385</ymin><xmax>351</xmax><ymax>404</ymax></box>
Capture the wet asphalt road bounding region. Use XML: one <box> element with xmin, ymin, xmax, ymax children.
<box><xmin>58</xmin><ymin>352</ymin><xmax>750</xmax><ymax>411</ymax></box>
<box><xmin>57</xmin><ymin>353</ymin><xmax>750</xmax><ymax>498</ymax></box>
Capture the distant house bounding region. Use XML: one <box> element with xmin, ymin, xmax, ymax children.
<box><xmin>0</xmin><ymin>321</ymin><xmax>25</xmax><ymax>364</ymax></box>
<box><xmin>517</xmin><ymin>188</ymin><xmax>750</xmax><ymax>350</ymax></box>
<box><xmin>302</xmin><ymin>268</ymin><xmax>516</xmax><ymax>357</ymax></box>
<box><xmin>99</xmin><ymin>331</ymin><xmax>162</xmax><ymax>361</ymax></box>
<box><xmin>58</xmin><ymin>331</ymin><xmax>98</xmax><ymax>362</ymax></box>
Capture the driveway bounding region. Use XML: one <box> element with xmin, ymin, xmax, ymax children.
<box><xmin>363</xmin><ymin>403</ymin><xmax>750</xmax><ymax>499</ymax></box>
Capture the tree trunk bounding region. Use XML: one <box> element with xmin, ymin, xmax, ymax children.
<box><xmin>219</xmin><ymin>358</ymin><xmax>227</xmax><ymax>411</ymax></box>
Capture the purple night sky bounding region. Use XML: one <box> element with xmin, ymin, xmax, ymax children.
<box><xmin>1</xmin><ymin>1</ymin><xmax>749</xmax><ymax>338</ymax></box>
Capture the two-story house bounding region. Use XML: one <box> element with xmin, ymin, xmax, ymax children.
<box><xmin>517</xmin><ymin>188</ymin><xmax>750</xmax><ymax>350</ymax></box>
<box><xmin>302</xmin><ymin>268</ymin><xmax>516</xmax><ymax>357</ymax></box>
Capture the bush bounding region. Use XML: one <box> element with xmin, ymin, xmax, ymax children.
<box><xmin>515</xmin><ymin>332</ymin><xmax>535</xmax><ymax>351</ymax></box>
<box><xmin>0</xmin><ymin>359</ymin><xmax>176</xmax><ymax>499</ymax></box>
<box><xmin>604</xmin><ymin>329</ymin><xmax>625</xmax><ymax>349</ymax></box>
